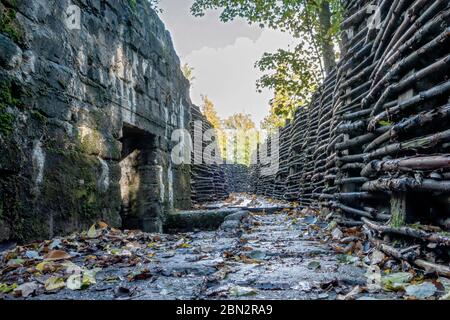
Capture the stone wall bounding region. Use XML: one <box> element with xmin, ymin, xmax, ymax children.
<box><xmin>253</xmin><ymin>0</ymin><xmax>450</xmax><ymax>229</ymax></box>
<box><xmin>0</xmin><ymin>0</ymin><xmax>192</xmax><ymax>242</ymax></box>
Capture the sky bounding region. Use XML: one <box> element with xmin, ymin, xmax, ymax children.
<box><xmin>158</xmin><ymin>0</ymin><xmax>295</xmax><ymax>128</ymax></box>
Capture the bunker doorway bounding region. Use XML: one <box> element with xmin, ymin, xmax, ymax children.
<box><xmin>119</xmin><ymin>124</ymin><xmax>165</xmax><ymax>232</ymax></box>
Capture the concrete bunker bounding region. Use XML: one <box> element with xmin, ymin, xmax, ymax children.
<box><xmin>119</xmin><ymin>123</ymin><xmax>166</xmax><ymax>233</ymax></box>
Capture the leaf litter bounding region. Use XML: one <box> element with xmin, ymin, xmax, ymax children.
<box><xmin>0</xmin><ymin>194</ymin><xmax>448</xmax><ymax>300</ymax></box>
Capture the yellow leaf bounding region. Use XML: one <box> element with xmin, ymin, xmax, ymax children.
<box><xmin>44</xmin><ymin>277</ymin><xmax>65</xmax><ymax>292</ymax></box>
<box><xmin>0</xmin><ymin>283</ymin><xmax>17</xmax><ymax>294</ymax></box>
<box><xmin>87</xmin><ymin>224</ymin><xmax>98</xmax><ymax>238</ymax></box>
<box><xmin>36</xmin><ymin>261</ymin><xmax>49</xmax><ymax>272</ymax></box>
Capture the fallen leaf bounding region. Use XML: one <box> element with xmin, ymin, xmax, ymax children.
<box><xmin>247</xmin><ymin>250</ymin><xmax>266</xmax><ymax>260</ymax></box>
<box><xmin>104</xmin><ymin>275</ymin><xmax>121</xmax><ymax>283</ymax></box>
<box><xmin>44</xmin><ymin>250</ymin><xmax>71</xmax><ymax>261</ymax></box>
<box><xmin>98</xmin><ymin>221</ymin><xmax>109</xmax><ymax>229</ymax></box>
<box><xmin>318</xmin><ymin>293</ymin><xmax>329</xmax><ymax>299</ymax></box>
<box><xmin>87</xmin><ymin>224</ymin><xmax>99</xmax><ymax>238</ymax></box>
<box><xmin>7</xmin><ymin>258</ymin><xmax>25</xmax><ymax>266</ymax></box>
<box><xmin>371</xmin><ymin>250</ymin><xmax>386</xmax><ymax>265</ymax></box>
<box><xmin>147</xmin><ymin>242</ymin><xmax>160</xmax><ymax>249</ymax></box>
<box><xmin>36</xmin><ymin>261</ymin><xmax>55</xmax><ymax>273</ymax></box>
<box><xmin>229</xmin><ymin>286</ymin><xmax>257</xmax><ymax>297</ymax></box>
<box><xmin>66</xmin><ymin>274</ymin><xmax>82</xmax><ymax>290</ymax></box>
<box><xmin>382</xmin><ymin>272</ymin><xmax>413</xmax><ymax>291</ymax></box>
<box><xmin>405</xmin><ymin>282</ymin><xmax>437</xmax><ymax>299</ymax></box>
<box><xmin>332</xmin><ymin>228</ymin><xmax>343</xmax><ymax>240</ymax></box>
<box><xmin>440</xmin><ymin>292</ymin><xmax>450</xmax><ymax>300</ymax></box>
<box><xmin>82</xmin><ymin>268</ymin><xmax>101</xmax><ymax>287</ymax></box>
<box><xmin>127</xmin><ymin>268</ymin><xmax>152</xmax><ymax>281</ymax></box>
<box><xmin>44</xmin><ymin>277</ymin><xmax>65</xmax><ymax>292</ymax></box>
<box><xmin>0</xmin><ymin>283</ymin><xmax>18</xmax><ymax>294</ymax></box>
<box><xmin>239</xmin><ymin>255</ymin><xmax>262</xmax><ymax>264</ymax></box>
<box><xmin>125</xmin><ymin>242</ymin><xmax>143</xmax><ymax>251</ymax></box>
<box><xmin>338</xmin><ymin>286</ymin><xmax>361</xmax><ymax>300</ymax></box>
<box><xmin>49</xmin><ymin>239</ymin><xmax>62</xmax><ymax>250</ymax></box>
<box><xmin>307</xmin><ymin>261</ymin><xmax>321</xmax><ymax>270</ymax></box>
<box><xmin>14</xmin><ymin>282</ymin><xmax>38</xmax><ymax>297</ymax></box>
<box><xmin>25</xmin><ymin>250</ymin><xmax>41</xmax><ymax>260</ymax></box>
<box><xmin>62</xmin><ymin>261</ymin><xmax>83</xmax><ymax>274</ymax></box>
<box><xmin>337</xmin><ymin>254</ymin><xmax>359</xmax><ymax>264</ymax></box>
<box><xmin>437</xmin><ymin>277</ymin><xmax>450</xmax><ymax>293</ymax></box>
<box><xmin>175</xmin><ymin>239</ymin><xmax>191</xmax><ymax>249</ymax></box>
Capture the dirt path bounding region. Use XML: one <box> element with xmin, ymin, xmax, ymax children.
<box><xmin>0</xmin><ymin>195</ymin><xmax>431</xmax><ymax>300</ymax></box>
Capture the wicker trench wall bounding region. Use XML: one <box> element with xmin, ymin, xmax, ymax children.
<box><xmin>190</xmin><ymin>106</ymin><xmax>229</xmax><ymax>204</ymax></box>
<box><xmin>252</xmin><ymin>0</ymin><xmax>450</xmax><ymax>229</ymax></box>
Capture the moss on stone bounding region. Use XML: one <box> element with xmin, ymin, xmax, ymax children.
<box><xmin>0</xmin><ymin>81</ymin><xmax>21</xmax><ymax>136</ymax></box>
<box><xmin>391</xmin><ymin>213</ymin><xmax>405</xmax><ymax>228</ymax></box>
<box><xmin>41</xmin><ymin>149</ymin><xmax>105</xmax><ymax>225</ymax></box>
<box><xmin>129</xmin><ymin>0</ymin><xmax>137</xmax><ymax>9</ymax></box>
<box><xmin>0</xmin><ymin>81</ymin><xmax>20</xmax><ymax>106</ymax></box>
<box><xmin>77</xmin><ymin>128</ymin><xmax>103</xmax><ymax>155</ymax></box>
<box><xmin>90</xmin><ymin>109</ymin><xmax>104</xmax><ymax>128</ymax></box>
<box><xmin>31</xmin><ymin>110</ymin><xmax>47</xmax><ymax>124</ymax></box>
<box><xmin>0</xmin><ymin>108</ymin><xmax>14</xmax><ymax>135</ymax></box>
<box><xmin>0</xmin><ymin>5</ymin><xmax>24</xmax><ymax>44</ymax></box>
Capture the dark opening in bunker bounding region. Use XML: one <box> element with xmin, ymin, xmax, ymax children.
<box><xmin>119</xmin><ymin>124</ymin><xmax>164</xmax><ymax>232</ymax></box>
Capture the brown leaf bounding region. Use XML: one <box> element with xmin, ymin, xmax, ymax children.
<box><xmin>98</xmin><ymin>221</ymin><xmax>109</xmax><ymax>229</ymax></box>
<box><xmin>44</xmin><ymin>250</ymin><xmax>72</xmax><ymax>261</ymax></box>
<box><xmin>127</xmin><ymin>268</ymin><xmax>152</xmax><ymax>281</ymax></box>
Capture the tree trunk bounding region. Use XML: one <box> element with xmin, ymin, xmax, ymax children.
<box><xmin>318</xmin><ymin>1</ymin><xmax>337</xmax><ymax>75</ymax></box>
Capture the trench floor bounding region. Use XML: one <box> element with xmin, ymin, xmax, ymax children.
<box><xmin>0</xmin><ymin>194</ymin><xmax>425</xmax><ymax>300</ymax></box>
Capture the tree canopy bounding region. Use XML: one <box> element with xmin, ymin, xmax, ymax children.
<box><xmin>181</xmin><ymin>63</ymin><xmax>196</xmax><ymax>84</ymax></box>
<box><xmin>200</xmin><ymin>95</ymin><xmax>227</xmax><ymax>158</ymax></box>
<box><xmin>190</xmin><ymin>0</ymin><xmax>343</xmax><ymax>129</ymax></box>
<box><xmin>200</xmin><ymin>96</ymin><xmax>259</xmax><ymax>166</ymax></box>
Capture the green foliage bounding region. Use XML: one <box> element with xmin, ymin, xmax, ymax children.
<box><xmin>223</xmin><ymin>113</ymin><xmax>258</xmax><ymax>166</ymax></box>
<box><xmin>0</xmin><ymin>107</ymin><xmax>14</xmax><ymax>136</ymax></box>
<box><xmin>258</xmin><ymin>46</ymin><xmax>321</xmax><ymax>130</ymax></box>
<box><xmin>223</xmin><ymin>113</ymin><xmax>256</xmax><ymax>131</ymax></box>
<box><xmin>200</xmin><ymin>96</ymin><xmax>259</xmax><ymax>166</ymax></box>
<box><xmin>191</xmin><ymin>0</ymin><xmax>343</xmax><ymax>130</ymax></box>
<box><xmin>0</xmin><ymin>5</ymin><xmax>24</xmax><ymax>44</ymax></box>
<box><xmin>181</xmin><ymin>63</ymin><xmax>196</xmax><ymax>84</ymax></box>
<box><xmin>128</xmin><ymin>0</ymin><xmax>160</xmax><ymax>11</ymax></box>
<box><xmin>201</xmin><ymin>95</ymin><xmax>227</xmax><ymax>158</ymax></box>
<box><xmin>0</xmin><ymin>81</ymin><xmax>21</xmax><ymax>136</ymax></box>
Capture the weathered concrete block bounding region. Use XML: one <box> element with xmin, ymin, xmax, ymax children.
<box><xmin>165</xmin><ymin>208</ymin><xmax>242</xmax><ymax>233</ymax></box>
<box><xmin>0</xmin><ymin>0</ymin><xmax>192</xmax><ymax>242</ymax></box>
